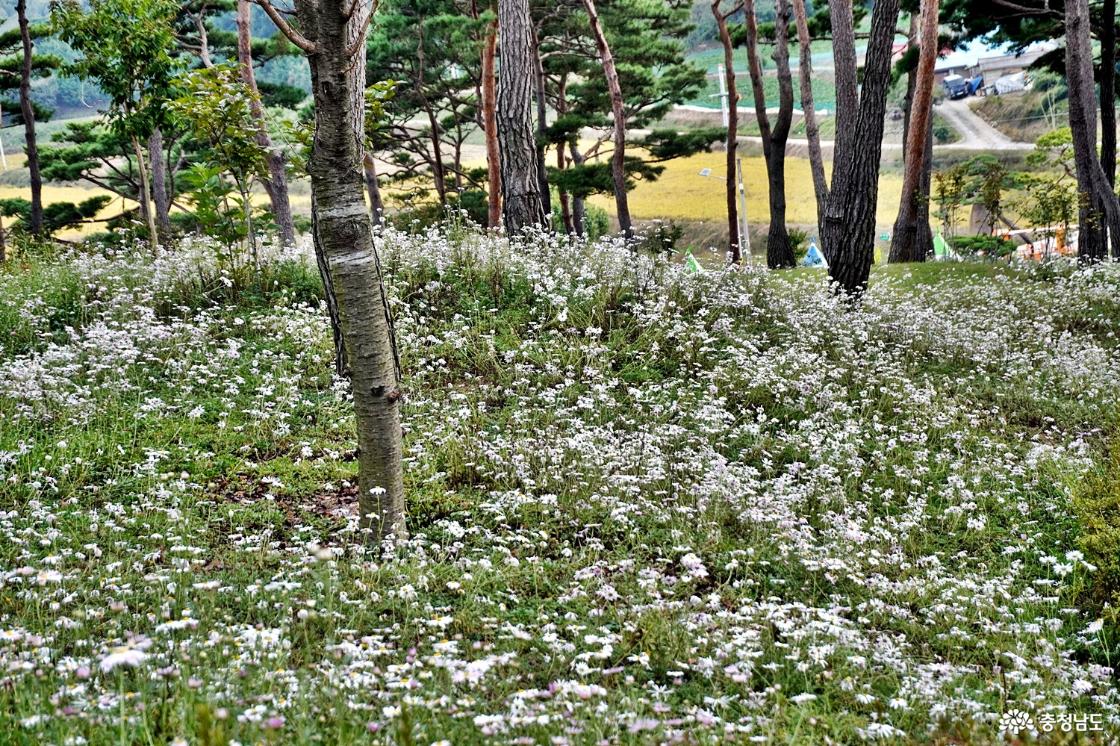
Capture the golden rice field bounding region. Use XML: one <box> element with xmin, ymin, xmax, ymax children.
<box><xmin>2</xmin><ymin>143</ymin><xmax>903</xmax><ymax>240</ymax></box>
<box><xmin>588</xmin><ymin>150</ymin><xmax>906</xmax><ymax>228</ymax></box>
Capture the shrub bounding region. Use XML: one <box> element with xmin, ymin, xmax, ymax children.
<box><xmin>788</xmin><ymin>228</ymin><xmax>809</xmax><ymax>261</ymax></box>
<box><xmin>1072</xmin><ymin>429</ymin><xmax>1120</xmax><ymax>663</ymax></box>
<box><xmin>949</xmin><ymin>234</ymin><xmax>1017</xmax><ymax>258</ymax></box>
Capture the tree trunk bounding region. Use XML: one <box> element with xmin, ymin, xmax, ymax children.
<box><xmin>363</xmin><ymin>152</ymin><xmax>385</xmax><ymax>226</ymax></box>
<box><xmin>481</xmin><ymin>14</ymin><xmax>502</xmax><ymax>228</ymax></box>
<box><xmin>294</xmin><ymin>0</ymin><xmax>406</xmax><ymax>542</ymax></box>
<box><xmin>557</xmin><ymin>145</ymin><xmax>574</xmax><ymax>234</ymax></box>
<box><xmin>149</xmin><ymin>128</ymin><xmax>172</xmax><ymax>240</ymax></box>
<box><xmin>237</xmin><ymin>0</ymin><xmax>296</xmax><ymax>247</ymax></box>
<box><xmin>195</xmin><ymin>11</ymin><xmax>213</xmax><ymax>68</ymax></box>
<box><xmin>821</xmin><ymin>0</ymin><xmax>900</xmax><ymax>293</ymax></box>
<box><xmin>17</xmin><ymin>0</ymin><xmax>42</xmax><ymax>236</ymax></box>
<box><xmin>0</xmin><ymin>213</ymin><xmax>6</xmax><ymax>262</ymax></box>
<box><xmin>1101</xmin><ymin>0</ymin><xmax>1117</xmax><ymax>188</ymax></box>
<box><xmin>583</xmin><ymin>0</ymin><xmax>632</xmax><ymax>238</ymax></box>
<box><xmin>745</xmin><ymin>0</ymin><xmax>794</xmax><ymax>268</ymax></box>
<box><xmin>711</xmin><ymin>0</ymin><xmax>741</xmax><ymax>262</ymax></box>
<box><xmin>889</xmin><ymin>0</ymin><xmax>938</xmax><ymax>263</ymax></box>
<box><xmin>570</xmin><ymin>143</ymin><xmax>588</xmax><ymax>236</ymax></box>
<box><xmin>828</xmin><ymin>0</ymin><xmax>859</xmax><ymax>187</ymax></box>
<box><xmin>1067</xmin><ymin>0</ymin><xmax>1120</xmax><ymax>262</ymax></box>
<box><xmin>131</xmin><ymin>135</ymin><xmax>159</xmax><ymax>251</ymax></box>
<box><xmin>792</xmin><ymin>0</ymin><xmax>828</xmax><ymax>242</ymax></box>
<box><xmin>496</xmin><ymin>0</ymin><xmax>548</xmax><ymax>233</ymax></box>
<box><xmin>532</xmin><ymin>23</ymin><xmax>551</xmax><ymax>222</ymax></box>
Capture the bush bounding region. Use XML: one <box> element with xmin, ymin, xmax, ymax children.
<box><xmin>1072</xmin><ymin>430</ymin><xmax>1120</xmax><ymax>662</ymax></box>
<box><xmin>949</xmin><ymin>234</ymin><xmax>1017</xmax><ymax>258</ymax></box>
<box><xmin>788</xmin><ymin>228</ymin><xmax>809</xmax><ymax>261</ymax></box>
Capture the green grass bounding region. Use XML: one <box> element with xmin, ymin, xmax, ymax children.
<box><xmin>1</xmin><ymin>234</ymin><xmax>1118</xmax><ymax>743</ymax></box>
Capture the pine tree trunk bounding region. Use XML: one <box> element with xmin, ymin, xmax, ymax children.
<box><xmin>17</xmin><ymin>0</ymin><xmax>42</xmax><ymax>236</ymax></box>
<box><xmin>496</xmin><ymin>0</ymin><xmax>548</xmax><ymax>233</ymax></box>
<box><xmin>1101</xmin><ymin>0</ymin><xmax>1117</xmax><ymax>189</ymax></box>
<box><xmin>711</xmin><ymin>1</ymin><xmax>741</xmax><ymax>262</ymax></box>
<box><xmin>889</xmin><ymin>0</ymin><xmax>938</xmax><ymax>264</ymax></box>
<box><xmin>295</xmin><ymin>0</ymin><xmax>406</xmax><ymax>542</ymax></box>
<box><xmin>792</xmin><ymin>0</ymin><xmax>828</xmax><ymax>242</ymax></box>
<box><xmin>1067</xmin><ymin>0</ymin><xmax>1120</xmax><ymax>262</ymax></box>
<box><xmin>583</xmin><ymin>0</ymin><xmax>632</xmax><ymax>238</ymax></box>
<box><xmin>532</xmin><ymin>24</ymin><xmax>551</xmax><ymax>221</ymax></box>
<box><xmin>149</xmin><ymin>128</ymin><xmax>172</xmax><ymax>239</ymax></box>
<box><xmin>828</xmin><ymin>0</ymin><xmax>859</xmax><ymax>188</ymax></box>
<box><xmin>482</xmin><ymin>15</ymin><xmax>502</xmax><ymax>228</ymax></box>
<box><xmin>238</xmin><ymin>0</ymin><xmax>296</xmax><ymax>247</ymax></box>
<box><xmin>745</xmin><ymin>0</ymin><xmax>794</xmax><ymax>268</ymax></box>
<box><xmin>821</xmin><ymin>0</ymin><xmax>900</xmax><ymax>293</ymax></box>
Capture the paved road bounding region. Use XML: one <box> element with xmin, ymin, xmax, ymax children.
<box><xmin>676</xmin><ymin>98</ymin><xmax>1035</xmax><ymax>152</ymax></box>
<box><xmin>933</xmin><ymin>98</ymin><xmax>1033</xmax><ymax>151</ymax></box>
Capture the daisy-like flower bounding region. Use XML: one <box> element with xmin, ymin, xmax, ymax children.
<box><xmin>99</xmin><ymin>646</ymin><xmax>148</xmax><ymax>673</ymax></box>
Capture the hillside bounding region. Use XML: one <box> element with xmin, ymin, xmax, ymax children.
<box><xmin>2</xmin><ymin>232</ymin><xmax>1119</xmax><ymax>743</ymax></box>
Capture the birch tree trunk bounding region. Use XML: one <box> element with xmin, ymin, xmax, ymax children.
<box><xmin>287</xmin><ymin>0</ymin><xmax>406</xmax><ymax>541</ymax></box>
<box><xmin>820</xmin><ymin>0</ymin><xmax>900</xmax><ymax>293</ymax></box>
<box><xmin>17</xmin><ymin>0</ymin><xmax>42</xmax><ymax>236</ymax></box>
<box><xmin>496</xmin><ymin>0</ymin><xmax>548</xmax><ymax>233</ymax></box>
<box><xmin>711</xmin><ymin>0</ymin><xmax>741</xmax><ymax>263</ymax></box>
<box><xmin>889</xmin><ymin>0</ymin><xmax>938</xmax><ymax>263</ymax></box>
<box><xmin>583</xmin><ymin>0</ymin><xmax>632</xmax><ymax>237</ymax></box>
<box><xmin>238</xmin><ymin>0</ymin><xmax>296</xmax><ymax>247</ymax></box>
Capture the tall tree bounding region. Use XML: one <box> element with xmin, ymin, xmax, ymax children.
<box><xmin>258</xmin><ymin>0</ymin><xmax>407</xmax><ymax>541</ymax></box>
<box><xmin>16</xmin><ymin>0</ymin><xmax>43</xmax><ymax>235</ymax></box>
<box><xmin>889</xmin><ymin>0</ymin><xmax>939</xmax><ymax>263</ymax></box>
<box><xmin>236</xmin><ymin>0</ymin><xmax>296</xmax><ymax>246</ymax></box>
<box><xmin>480</xmin><ymin>2</ymin><xmax>501</xmax><ymax>227</ymax></box>
<box><xmin>54</xmin><ymin>0</ymin><xmax>179</xmax><ymax>249</ymax></box>
<box><xmin>711</xmin><ymin>0</ymin><xmax>742</xmax><ymax>261</ymax></box>
<box><xmin>1066</xmin><ymin>0</ymin><xmax>1120</xmax><ymax>261</ymax></box>
<box><xmin>821</xmin><ymin>0</ymin><xmax>901</xmax><ymax>293</ymax></box>
<box><xmin>366</xmin><ymin>1</ymin><xmax>485</xmax><ymax>209</ymax></box>
<box><xmin>497</xmin><ymin>0</ymin><xmax>548</xmax><ymax>232</ymax></box>
<box><xmin>538</xmin><ymin>0</ymin><xmax>710</xmax><ymax>239</ymax></box>
<box><xmin>791</xmin><ymin>0</ymin><xmax>827</xmax><ymax>242</ymax></box>
<box><xmin>582</xmin><ymin>0</ymin><xmax>631</xmax><ymax>237</ymax></box>
<box><xmin>743</xmin><ymin>0</ymin><xmax>795</xmax><ymax>268</ymax></box>
<box><xmin>1101</xmin><ymin>0</ymin><xmax>1117</xmax><ymax>187</ymax></box>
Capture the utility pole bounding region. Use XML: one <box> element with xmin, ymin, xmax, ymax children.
<box><xmin>717</xmin><ymin>63</ymin><xmax>729</xmax><ymax>127</ymax></box>
<box><xmin>737</xmin><ymin>158</ymin><xmax>751</xmax><ymax>263</ymax></box>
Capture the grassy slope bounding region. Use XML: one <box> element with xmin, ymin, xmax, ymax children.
<box><xmin>1</xmin><ymin>234</ymin><xmax>1119</xmax><ymax>744</ymax></box>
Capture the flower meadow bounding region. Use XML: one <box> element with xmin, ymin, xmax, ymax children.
<box><xmin>1</xmin><ymin>230</ymin><xmax>1120</xmax><ymax>744</ymax></box>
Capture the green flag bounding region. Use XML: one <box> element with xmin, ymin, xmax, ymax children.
<box><xmin>933</xmin><ymin>232</ymin><xmax>951</xmax><ymax>258</ymax></box>
<box><xmin>684</xmin><ymin>249</ymin><xmax>702</xmax><ymax>274</ymax></box>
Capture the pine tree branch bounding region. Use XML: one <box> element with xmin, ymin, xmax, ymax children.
<box><xmin>345</xmin><ymin>0</ymin><xmax>378</xmax><ymax>58</ymax></box>
<box><xmin>253</xmin><ymin>0</ymin><xmax>317</xmax><ymax>53</ymax></box>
